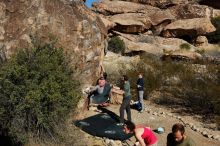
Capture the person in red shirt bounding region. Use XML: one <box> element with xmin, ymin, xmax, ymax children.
<box><xmin>124</xmin><ymin>121</ymin><xmax>158</xmax><ymax>146</ymax></box>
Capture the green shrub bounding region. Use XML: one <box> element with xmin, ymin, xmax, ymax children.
<box><xmin>108</xmin><ymin>55</ymin><xmax>220</xmax><ymax>124</ymax></box>
<box><xmin>208</xmin><ymin>16</ymin><xmax>220</xmax><ymax>43</ymax></box>
<box><xmin>0</xmin><ymin>43</ymin><xmax>81</xmax><ymax>145</ymax></box>
<box><xmin>108</xmin><ymin>36</ymin><xmax>125</xmax><ymax>54</ymax></box>
<box><xmin>195</xmin><ymin>49</ymin><xmax>205</xmax><ymax>55</ymax></box>
<box><xmin>180</xmin><ymin>43</ymin><xmax>191</xmax><ymax>50</ymax></box>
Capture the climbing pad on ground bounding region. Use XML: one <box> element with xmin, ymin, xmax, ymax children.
<box><xmin>74</xmin><ymin>113</ymin><xmax>133</xmax><ymax>140</ymax></box>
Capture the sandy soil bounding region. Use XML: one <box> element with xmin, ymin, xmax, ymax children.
<box><xmin>74</xmin><ymin>100</ymin><xmax>220</xmax><ymax>146</ymax></box>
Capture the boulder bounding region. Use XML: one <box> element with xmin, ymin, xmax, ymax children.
<box><xmin>92</xmin><ymin>0</ymin><xmax>159</xmax><ymax>15</ymax></box>
<box><xmin>136</xmin><ymin>34</ymin><xmax>197</xmax><ymax>51</ymax></box>
<box><xmin>161</xmin><ymin>50</ymin><xmax>203</xmax><ymax>62</ymax></box>
<box><xmin>0</xmin><ymin>0</ymin><xmax>106</xmax><ymax>87</ymax></box>
<box><xmin>195</xmin><ymin>36</ymin><xmax>208</xmax><ymax>46</ymax></box>
<box><xmin>114</xmin><ymin>31</ymin><xmax>197</xmax><ymax>51</ymax></box>
<box><xmin>170</xmin><ymin>4</ymin><xmax>213</xmax><ymax>19</ymax></box>
<box><xmin>113</xmin><ymin>32</ymin><xmax>197</xmax><ymax>52</ymax></box>
<box><xmin>109</xmin><ymin>13</ymin><xmax>151</xmax><ymax>33</ymax></box>
<box><xmin>98</xmin><ymin>15</ymin><xmax>116</xmax><ymax>31</ymax></box>
<box><xmin>106</xmin><ymin>9</ymin><xmax>175</xmax><ymax>34</ymax></box>
<box><xmin>162</xmin><ymin>18</ymin><xmax>216</xmax><ymax>38</ymax></box>
<box><xmin>149</xmin><ymin>9</ymin><xmax>175</xmax><ymax>26</ymax></box>
<box><xmin>213</xmin><ymin>9</ymin><xmax>220</xmax><ymax>18</ymax></box>
<box><xmin>119</xmin><ymin>36</ymin><xmax>164</xmax><ymax>55</ymax></box>
<box><xmin>133</xmin><ymin>0</ymin><xmax>189</xmax><ymax>9</ymax></box>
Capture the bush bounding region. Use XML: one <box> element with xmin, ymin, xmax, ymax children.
<box><xmin>207</xmin><ymin>16</ymin><xmax>220</xmax><ymax>43</ymax></box>
<box><xmin>195</xmin><ymin>49</ymin><xmax>205</xmax><ymax>55</ymax></box>
<box><xmin>0</xmin><ymin>43</ymin><xmax>81</xmax><ymax>145</ymax></box>
<box><xmin>180</xmin><ymin>43</ymin><xmax>191</xmax><ymax>50</ymax></box>
<box><xmin>108</xmin><ymin>55</ymin><xmax>220</xmax><ymax>124</ymax></box>
<box><xmin>108</xmin><ymin>36</ymin><xmax>125</xmax><ymax>54</ymax></box>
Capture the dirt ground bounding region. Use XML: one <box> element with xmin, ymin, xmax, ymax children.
<box><xmin>73</xmin><ymin>100</ymin><xmax>220</xmax><ymax>146</ymax></box>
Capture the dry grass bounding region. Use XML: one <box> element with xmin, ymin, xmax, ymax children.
<box><xmin>107</xmin><ymin>54</ymin><xmax>220</xmax><ymax>128</ymax></box>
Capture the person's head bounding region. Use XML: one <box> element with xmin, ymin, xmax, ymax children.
<box><xmin>172</xmin><ymin>123</ymin><xmax>185</xmax><ymax>142</ymax></box>
<box><xmin>138</xmin><ymin>72</ymin><xmax>143</xmax><ymax>78</ymax></box>
<box><xmin>98</xmin><ymin>77</ymin><xmax>105</xmax><ymax>87</ymax></box>
<box><xmin>124</xmin><ymin>121</ymin><xmax>135</xmax><ymax>134</ymax></box>
<box><xmin>122</xmin><ymin>75</ymin><xmax>128</xmax><ymax>82</ymax></box>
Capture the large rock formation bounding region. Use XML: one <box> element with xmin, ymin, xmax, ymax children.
<box><xmin>93</xmin><ymin>0</ymin><xmax>175</xmax><ymax>34</ymax></box>
<box><xmin>170</xmin><ymin>4</ymin><xmax>213</xmax><ymax>19</ymax></box>
<box><xmin>92</xmin><ymin>0</ymin><xmax>159</xmax><ymax>15</ymax></box>
<box><xmin>109</xmin><ymin>13</ymin><xmax>152</xmax><ymax>33</ymax></box>
<box><xmin>162</xmin><ymin>18</ymin><xmax>216</xmax><ymax>38</ymax></box>
<box><xmin>116</xmin><ymin>33</ymin><xmax>198</xmax><ymax>58</ymax></box>
<box><xmin>0</xmin><ymin>0</ymin><xmax>106</xmax><ymax>87</ymax></box>
<box><xmin>93</xmin><ymin>0</ymin><xmax>218</xmax><ymax>63</ymax></box>
<box><xmin>128</xmin><ymin>0</ymin><xmax>189</xmax><ymax>9</ymax></box>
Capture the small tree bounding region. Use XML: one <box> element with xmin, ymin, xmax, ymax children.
<box><xmin>180</xmin><ymin>43</ymin><xmax>191</xmax><ymax>50</ymax></box>
<box><xmin>108</xmin><ymin>36</ymin><xmax>125</xmax><ymax>54</ymax></box>
<box><xmin>0</xmin><ymin>43</ymin><xmax>81</xmax><ymax>144</ymax></box>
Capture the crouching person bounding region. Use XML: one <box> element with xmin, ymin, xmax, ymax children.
<box><xmin>167</xmin><ymin>123</ymin><xmax>196</xmax><ymax>146</ymax></box>
<box><xmin>87</xmin><ymin>77</ymin><xmax>111</xmax><ymax>109</ymax></box>
<box><xmin>124</xmin><ymin>121</ymin><xmax>158</xmax><ymax>146</ymax></box>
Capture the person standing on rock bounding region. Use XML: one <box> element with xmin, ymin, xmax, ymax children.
<box><xmin>136</xmin><ymin>72</ymin><xmax>144</xmax><ymax>112</ymax></box>
<box><xmin>117</xmin><ymin>75</ymin><xmax>132</xmax><ymax>125</ymax></box>
<box><xmin>124</xmin><ymin>121</ymin><xmax>158</xmax><ymax>146</ymax></box>
<box><xmin>167</xmin><ymin>123</ymin><xmax>196</xmax><ymax>146</ymax></box>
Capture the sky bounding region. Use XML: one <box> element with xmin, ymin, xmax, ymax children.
<box><xmin>85</xmin><ymin>0</ymin><xmax>99</xmax><ymax>8</ymax></box>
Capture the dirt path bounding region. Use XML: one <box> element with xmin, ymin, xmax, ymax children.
<box><xmin>74</xmin><ymin>100</ymin><xmax>220</xmax><ymax>146</ymax></box>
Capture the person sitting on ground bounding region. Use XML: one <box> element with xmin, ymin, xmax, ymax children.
<box><xmin>87</xmin><ymin>77</ymin><xmax>111</xmax><ymax>109</ymax></box>
<box><xmin>124</xmin><ymin>121</ymin><xmax>158</xmax><ymax>146</ymax></box>
<box><xmin>167</xmin><ymin>123</ymin><xmax>196</xmax><ymax>146</ymax></box>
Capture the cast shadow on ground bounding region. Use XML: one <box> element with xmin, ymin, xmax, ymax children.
<box><xmin>74</xmin><ymin>106</ymin><xmax>133</xmax><ymax>141</ymax></box>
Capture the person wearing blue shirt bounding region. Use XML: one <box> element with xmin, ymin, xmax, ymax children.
<box><xmin>136</xmin><ymin>73</ymin><xmax>144</xmax><ymax>112</ymax></box>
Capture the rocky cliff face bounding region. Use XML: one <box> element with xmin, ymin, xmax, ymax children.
<box><xmin>0</xmin><ymin>0</ymin><xmax>106</xmax><ymax>87</ymax></box>
<box><xmin>93</xmin><ymin>0</ymin><xmax>219</xmax><ymax>64</ymax></box>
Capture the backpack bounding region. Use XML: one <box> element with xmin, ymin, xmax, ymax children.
<box><xmin>131</xmin><ymin>101</ymin><xmax>142</xmax><ymax>111</ymax></box>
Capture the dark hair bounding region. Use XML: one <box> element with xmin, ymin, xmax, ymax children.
<box><xmin>123</xmin><ymin>75</ymin><xmax>128</xmax><ymax>81</ymax></box>
<box><xmin>125</xmin><ymin>121</ymin><xmax>135</xmax><ymax>132</ymax></box>
<box><xmin>138</xmin><ymin>72</ymin><xmax>143</xmax><ymax>75</ymax></box>
<box><xmin>103</xmin><ymin>72</ymin><xmax>107</xmax><ymax>80</ymax></box>
<box><xmin>172</xmin><ymin>123</ymin><xmax>185</xmax><ymax>135</ymax></box>
<box><xmin>99</xmin><ymin>77</ymin><xmax>104</xmax><ymax>80</ymax></box>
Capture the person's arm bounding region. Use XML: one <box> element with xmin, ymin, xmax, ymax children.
<box><xmin>137</xmin><ymin>79</ymin><xmax>141</xmax><ymax>88</ymax></box>
<box><xmin>135</xmin><ymin>130</ymin><xmax>146</xmax><ymax>146</ymax></box>
<box><xmin>89</xmin><ymin>85</ymin><xmax>98</xmax><ymax>94</ymax></box>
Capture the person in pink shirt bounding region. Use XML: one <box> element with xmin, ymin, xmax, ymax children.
<box><xmin>124</xmin><ymin>121</ymin><xmax>158</xmax><ymax>146</ymax></box>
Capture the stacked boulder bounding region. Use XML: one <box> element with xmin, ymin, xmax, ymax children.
<box><xmin>93</xmin><ymin>0</ymin><xmax>217</xmax><ymax>62</ymax></box>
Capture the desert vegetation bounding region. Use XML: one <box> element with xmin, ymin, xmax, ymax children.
<box><xmin>0</xmin><ymin>42</ymin><xmax>81</xmax><ymax>145</ymax></box>
<box><xmin>108</xmin><ymin>36</ymin><xmax>125</xmax><ymax>54</ymax></box>
<box><xmin>180</xmin><ymin>43</ymin><xmax>191</xmax><ymax>50</ymax></box>
<box><xmin>108</xmin><ymin>54</ymin><xmax>220</xmax><ymax>128</ymax></box>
